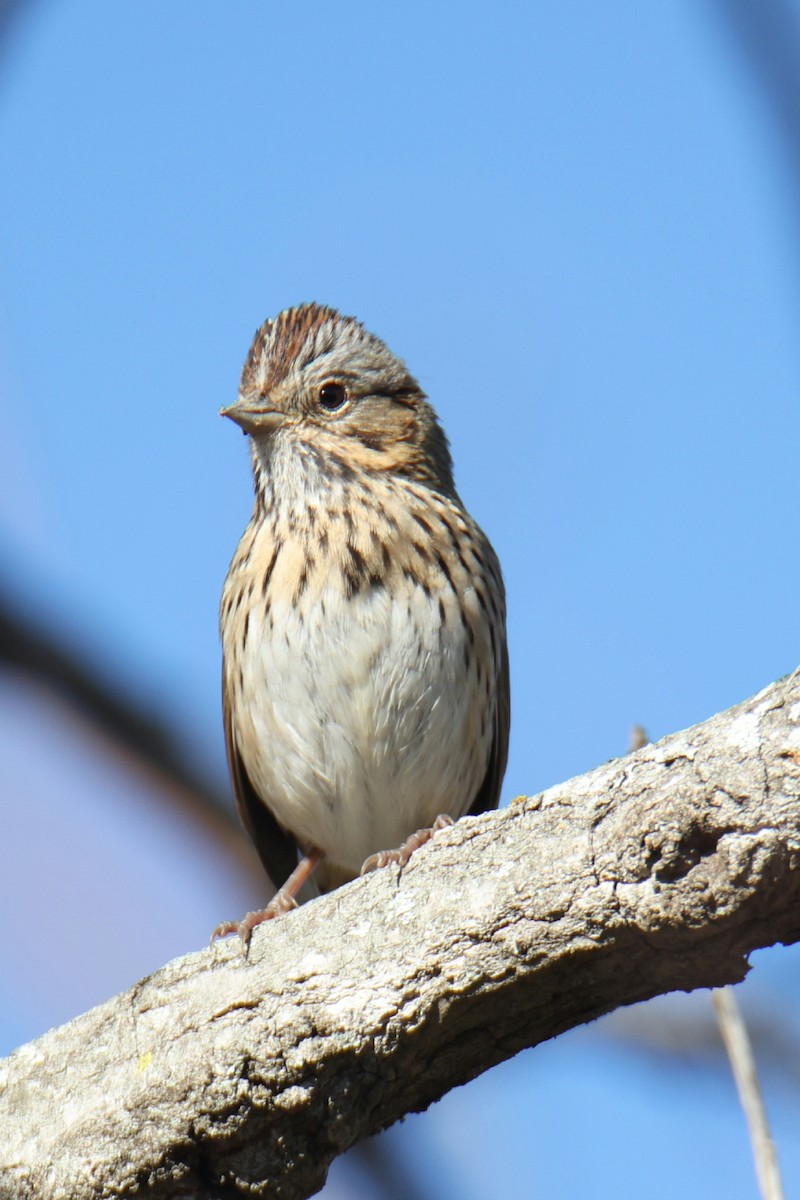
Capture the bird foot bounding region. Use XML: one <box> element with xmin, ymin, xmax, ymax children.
<box><xmin>210</xmin><ymin>891</ymin><xmax>297</xmax><ymax>951</ymax></box>
<box><xmin>360</xmin><ymin>814</ymin><xmax>455</xmax><ymax>875</ymax></box>
<box><xmin>211</xmin><ymin>847</ymin><xmax>323</xmax><ymax>953</ymax></box>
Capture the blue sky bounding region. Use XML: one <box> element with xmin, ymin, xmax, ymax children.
<box><xmin>0</xmin><ymin>3</ymin><xmax>798</xmax><ymax>1197</ymax></box>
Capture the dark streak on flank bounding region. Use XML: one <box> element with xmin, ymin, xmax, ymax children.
<box><xmin>348</xmin><ymin>543</ymin><xmax>367</xmax><ymax>578</ymax></box>
<box><xmin>433</xmin><ymin>548</ymin><xmax>457</xmax><ymax>593</ymax></box>
<box><xmin>262</xmin><ymin>544</ymin><xmax>282</xmax><ymax>597</ymax></box>
<box><xmin>473</xmin><ymin>586</ymin><xmax>489</xmax><ymax>618</ymax></box>
<box><xmin>441</xmin><ymin>516</ymin><xmax>471</xmax><ymax>575</ymax></box>
<box><xmin>341</xmin><ymin>542</ymin><xmax>371</xmax><ymax>599</ymax></box>
<box><xmin>489</xmin><ymin>620</ymin><xmax>498</xmax><ymax>663</ymax></box>
<box><xmin>343</xmin><ymin>568</ymin><xmax>362</xmax><ymax>599</ymax></box>
<box><xmin>401</xmin><ymin>564</ymin><xmax>431</xmax><ymax>597</ymax></box>
<box><xmin>440</xmin><ymin>515</ymin><xmax>460</xmax><ymax>550</ymax></box>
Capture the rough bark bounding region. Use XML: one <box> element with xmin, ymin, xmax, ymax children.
<box><xmin>2</xmin><ymin>669</ymin><xmax>799</xmax><ymax>1200</ymax></box>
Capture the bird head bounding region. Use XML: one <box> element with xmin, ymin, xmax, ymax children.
<box><xmin>222</xmin><ymin>303</ymin><xmax>455</xmax><ymax>494</ymax></box>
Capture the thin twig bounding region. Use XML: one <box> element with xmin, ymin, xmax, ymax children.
<box><xmin>712</xmin><ymin>986</ymin><xmax>785</xmax><ymax>1200</ymax></box>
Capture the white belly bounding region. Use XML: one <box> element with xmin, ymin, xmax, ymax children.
<box><xmin>233</xmin><ymin>581</ymin><xmax>489</xmax><ymax>875</ymax></box>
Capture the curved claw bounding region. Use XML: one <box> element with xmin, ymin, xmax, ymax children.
<box><xmin>360</xmin><ymin>813</ymin><xmax>455</xmax><ymax>876</ymax></box>
<box><xmin>210</xmin><ymin>892</ymin><xmax>298</xmax><ymax>951</ymax></box>
<box><xmin>210</xmin><ymin>847</ymin><xmax>323</xmax><ymax>954</ymax></box>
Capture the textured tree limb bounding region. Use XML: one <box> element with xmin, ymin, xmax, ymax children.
<box><xmin>2</xmin><ymin>669</ymin><xmax>800</xmax><ymax>1200</ymax></box>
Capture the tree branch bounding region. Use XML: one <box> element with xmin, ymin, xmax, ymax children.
<box><xmin>3</xmin><ymin>669</ymin><xmax>800</xmax><ymax>1200</ymax></box>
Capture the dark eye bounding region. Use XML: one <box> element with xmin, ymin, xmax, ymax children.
<box><xmin>318</xmin><ymin>382</ymin><xmax>347</xmax><ymax>411</ymax></box>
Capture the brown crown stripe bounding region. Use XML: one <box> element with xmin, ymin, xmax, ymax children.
<box><xmin>246</xmin><ymin>303</ymin><xmax>342</xmax><ymax>393</ymax></box>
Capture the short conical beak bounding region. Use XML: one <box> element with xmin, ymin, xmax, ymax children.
<box><xmin>220</xmin><ymin>399</ymin><xmax>285</xmax><ymax>435</ymax></box>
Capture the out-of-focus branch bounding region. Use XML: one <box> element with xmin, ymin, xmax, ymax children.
<box><xmin>708</xmin><ymin>0</ymin><xmax>800</xmax><ymax>262</ymax></box>
<box><xmin>0</xmin><ymin>0</ymin><xmax>45</xmax><ymax>83</ymax></box>
<box><xmin>0</xmin><ymin>594</ymin><xmax>230</xmax><ymax>815</ymax></box>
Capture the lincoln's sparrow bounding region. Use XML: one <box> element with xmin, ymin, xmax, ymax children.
<box><xmin>214</xmin><ymin>303</ymin><xmax>509</xmax><ymax>946</ymax></box>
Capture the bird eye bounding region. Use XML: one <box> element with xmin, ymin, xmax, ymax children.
<box><xmin>318</xmin><ymin>382</ymin><xmax>347</xmax><ymax>411</ymax></box>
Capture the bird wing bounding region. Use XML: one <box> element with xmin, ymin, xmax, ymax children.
<box><xmin>468</xmin><ymin>633</ymin><xmax>510</xmax><ymax>817</ymax></box>
<box><xmin>223</xmin><ymin>691</ymin><xmax>298</xmax><ymax>892</ymax></box>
